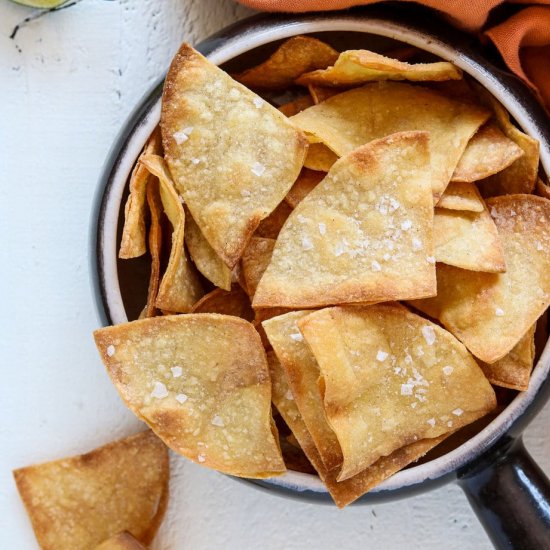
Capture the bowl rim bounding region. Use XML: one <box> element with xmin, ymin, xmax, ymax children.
<box><xmin>91</xmin><ymin>9</ymin><xmax>550</xmax><ymax>502</ymax></box>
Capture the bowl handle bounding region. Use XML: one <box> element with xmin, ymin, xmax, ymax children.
<box><xmin>458</xmin><ymin>437</ymin><xmax>550</xmax><ymax>549</ymax></box>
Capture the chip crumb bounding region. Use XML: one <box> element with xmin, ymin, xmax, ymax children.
<box><xmin>197</xmin><ymin>453</ymin><xmax>206</xmax><ymax>463</ymax></box>
<box><xmin>443</xmin><ymin>366</ymin><xmax>454</xmax><ymax>376</ymax></box>
<box><xmin>175</xmin><ymin>393</ymin><xmax>188</xmax><ymax>404</ymax></box>
<box><xmin>421</xmin><ymin>326</ymin><xmax>436</xmax><ymax>346</ymax></box>
<box><xmin>211</xmin><ymin>415</ymin><xmax>225</xmax><ymax>427</ymax></box>
<box><xmin>401</xmin><ymin>383</ymin><xmax>414</xmax><ymax>396</ymax></box>
<box><xmin>151</xmin><ymin>381</ymin><xmax>169</xmax><ymax>399</ymax></box>
<box><xmin>251</xmin><ymin>162</ymin><xmax>266</xmax><ymax>176</ymax></box>
<box><xmin>427</xmin><ymin>418</ymin><xmax>436</xmax><ymax>427</ymax></box>
<box><xmin>171</xmin><ymin>366</ymin><xmax>183</xmax><ymax>378</ymax></box>
<box><xmin>452</xmin><ymin>408</ymin><xmax>464</xmax><ymax>416</ymax></box>
<box><xmin>495</xmin><ymin>308</ymin><xmax>505</xmax><ymax>316</ymax></box>
<box><xmin>376</xmin><ymin>350</ymin><xmax>388</xmax><ymax>362</ymax></box>
<box><xmin>106</xmin><ymin>345</ymin><xmax>115</xmax><ymax>357</ymax></box>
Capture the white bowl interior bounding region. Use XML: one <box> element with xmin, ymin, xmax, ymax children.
<box><xmin>98</xmin><ymin>15</ymin><xmax>550</xmax><ymax>496</ymax></box>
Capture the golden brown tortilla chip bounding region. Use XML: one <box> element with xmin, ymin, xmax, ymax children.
<box><xmin>278</xmin><ymin>95</ymin><xmax>314</xmax><ymax>117</ymax></box>
<box><xmin>144</xmin><ymin>179</ymin><xmax>162</xmax><ymax>318</ymax></box>
<box><xmin>436</xmin><ymin>181</ymin><xmax>484</xmax><ymax>213</ymax></box>
<box><xmin>268</xmin><ymin>350</ymin><xmax>446</xmax><ymax>507</ymax></box>
<box><xmin>298</xmin><ymin>304</ymin><xmax>496</xmax><ymax>480</ymax></box>
<box><xmin>94</xmin><ymin>315</ymin><xmax>285</xmax><ymax>478</ymax></box>
<box><xmin>284</xmin><ymin>168</ymin><xmax>326</xmax><ymax>208</ymax></box>
<box><xmin>234</xmin><ymin>36</ymin><xmax>339</xmax><ymax>89</ymax></box>
<box><xmin>13</xmin><ymin>431</ymin><xmax>168</xmax><ymax>550</ymax></box>
<box><xmin>161</xmin><ymin>44</ymin><xmax>308</xmax><ymax>268</ymax></box>
<box><xmin>451</xmin><ymin>122</ymin><xmax>524</xmax><ymax>183</ymax></box>
<box><xmin>254</xmin><ymin>132</ymin><xmax>436</xmax><ymax>308</ymax></box>
<box><xmin>434</xmin><ymin>204</ymin><xmax>506</xmax><ymax>273</ymax></box>
<box><xmin>241</xmin><ymin>237</ymin><xmax>276</xmax><ymax>298</ymax></box>
<box><xmin>255</xmin><ymin>201</ymin><xmax>293</xmax><ymax>239</ymax></box>
<box><xmin>185</xmin><ymin>209</ymin><xmax>232</xmax><ymax>291</ymax></box>
<box><xmin>119</xmin><ymin>129</ymin><xmax>162</xmax><ymax>259</ymax></box>
<box><xmin>190</xmin><ymin>286</ymin><xmax>254</xmax><ymax>321</ymax></box>
<box><xmin>410</xmin><ymin>195</ymin><xmax>550</xmax><ymax>363</ymax></box>
<box><xmin>290</xmin><ymin>81</ymin><xmax>489</xmax><ymax>199</ymax></box>
<box><xmin>479</xmin><ymin>324</ymin><xmax>536</xmax><ymax>391</ymax></box>
<box><xmin>139</xmin><ymin>154</ymin><xmax>203</xmax><ymax>312</ymax></box>
<box><xmin>95</xmin><ymin>532</ymin><xmax>147</xmax><ymax>550</ymax></box>
<box><xmin>263</xmin><ymin>311</ymin><xmax>343</xmax><ymax>471</ymax></box>
<box><xmin>476</xmin><ymin>91</ymin><xmax>540</xmax><ymax>196</ymax></box>
<box><xmin>296</xmin><ymin>49</ymin><xmax>462</xmax><ymax>87</ymax></box>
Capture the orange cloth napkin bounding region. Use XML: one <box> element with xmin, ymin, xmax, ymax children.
<box><xmin>235</xmin><ymin>0</ymin><xmax>550</xmax><ymax>110</ymax></box>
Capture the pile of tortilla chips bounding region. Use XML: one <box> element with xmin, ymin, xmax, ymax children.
<box><xmin>98</xmin><ymin>37</ymin><xmax>549</xmax><ymax>508</ymax></box>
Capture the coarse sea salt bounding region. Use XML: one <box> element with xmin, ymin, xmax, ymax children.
<box><xmin>376</xmin><ymin>350</ymin><xmax>388</xmax><ymax>362</ymax></box>
<box><xmin>251</xmin><ymin>162</ymin><xmax>266</xmax><ymax>177</ymax></box>
<box><xmin>198</xmin><ymin>453</ymin><xmax>206</xmax><ymax>463</ymax></box>
<box><xmin>151</xmin><ymin>382</ymin><xmax>169</xmax><ymax>399</ymax></box>
<box><xmin>401</xmin><ymin>383</ymin><xmax>414</xmax><ymax>396</ymax></box>
<box><xmin>285</xmin><ymin>389</ymin><xmax>294</xmax><ymax>400</ymax></box>
<box><xmin>171</xmin><ymin>366</ymin><xmax>183</xmax><ymax>378</ymax></box>
<box><xmin>427</xmin><ymin>418</ymin><xmax>436</xmax><ymax>427</ymax></box>
<box><xmin>412</xmin><ymin>238</ymin><xmax>423</xmax><ymax>251</ymax></box>
<box><xmin>495</xmin><ymin>308</ymin><xmax>505</xmax><ymax>317</ymax></box>
<box><xmin>421</xmin><ymin>326</ymin><xmax>436</xmax><ymax>346</ymax></box>
<box><xmin>302</xmin><ymin>236</ymin><xmax>314</xmax><ymax>251</ymax></box>
<box><xmin>290</xmin><ymin>332</ymin><xmax>303</xmax><ymax>342</ymax></box>
<box><xmin>211</xmin><ymin>415</ymin><xmax>225</xmax><ymax>427</ymax></box>
<box><xmin>253</xmin><ymin>97</ymin><xmax>264</xmax><ymax>108</ymax></box>
<box><xmin>371</xmin><ymin>260</ymin><xmax>381</xmax><ymax>272</ymax></box>
<box><xmin>318</xmin><ymin>222</ymin><xmax>326</xmax><ymax>236</ymax></box>
<box><xmin>175</xmin><ymin>393</ymin><xmax>188</xmax><ymax>404</ymax></box>
<box><xmin>452</xmin><ymin>408</ymin><xmax>464</xmax><ymax>416</ymax></box>
<box><xmin>443</xmin><ymin>366</ymin><xmax>454</xmax><ymax>376</ymax></box>
<box><xmin>106</xmin><ymin>345</ymin><xmax>115</xmax><ymax>357</ymax></box>
<box><xmin>401</xmin><ymin>220</ymin><xmax>412</xmax><ymax>231</ymax></box>
<box><xmin>174</xmin><ymin>126</ymin><xmax>193</xmax><ymax>144</ymax></box>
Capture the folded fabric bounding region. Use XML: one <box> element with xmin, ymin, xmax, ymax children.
<box><xmin>235</xmin><ymin>0</ymin><xmax>550</xmax><ymax>111</ymax></box>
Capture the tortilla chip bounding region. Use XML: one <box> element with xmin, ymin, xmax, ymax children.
<box><xmin>185</xmin><ymin>210</ymin><xmax>232</xmax><ymax>291</ymax></box>
<box><xmin>161</xmin><ymin>44</ymin><xmax>308</xmax><ymax>268</ymax></box>
<box><xmin>290</xmin><ymin>81</ymin><xmax>489</xmax><ymax>199</ymax></box>
<box><xmin>479</xmin><ymin>324</ymin><xmax>536</xmax><ymax>391</ymax></box>
<box><xmin>303</xmin><ymin>143</ymin><xmax>338</xmax><ymax>172</ymax></box>
<box><xmin>139</xmin><ymin>154</ymin><xmax>203</xmax><ymax>312</ymax></box>
<box><xmin>190</xmin><ymin>286</ymin><xmax>254</xmax><ymax>321</ymax></box>
<box><xmin>268</xmin><ymin>351</ymin><xmax>446</xmax><ymax>507</ymax></box>
<box><xmin>296</xmin><ymin>49</ymin><xmax>462</xmax><ymax>87</ymax></box>
<box><xmin>255</xmin><ymin>201</ymin><xmax>293</xmax><ymax>239</ymax></box>
<box><xmin>285</xmin><ymin>168</ymin><xmax>326</xmax><ymax>208</ymax></box>
<box><xmin>308</xmin><ymin>84</ymin><xmax>347</xmax><ymax>104</ymax></box>
<box><xmin>451</xmin><ymin>122</ymin><xmax>524</xmax><ymax>182</ymax></box>
<box><xmin>143</xmin><ymin>179</ymin><xmax>162</xmax><ymax>318</ymax></box>
<box><xmin>410</xmin><ymin>195</ymin><xmax>550</xmax><ymax>363</ymax></box>
<box><xmin>241</xmin><ymin>237</ymin><xmax>276</xmax><ymax>298</ymax></box>
<box><xmin>94</xmin><ymin>315</ymin><xmax>285</xmax><ymax>478</ymax></box>
<box><xmin>298</xmin><ymin>304</ymin><xmax>496</xmax><ymax>480</ymax></box>
<box><xmin>234</xmin><ymin>36</ymin><xmax>339</xmax><ymax>89</ymax></box>
<box><xmin>254</xmin><ymin>132</ymin><xmax>436</xmax><ymax>308</ymax></box>
<box><xmin>119</xmin><ymin>129</ymin><xmax>162</xmax><ymax>259</ymax></box>
<box><xmin>476</xmin><ymin>91</ymin><xmax>540</xmax><ymax>196</ymax></box>
<box><xmin>436</xmin><ymin>181</ymin><xmax>484</xmax><ymax>213</ymax></box>
<box><xmin>13</xmin><ymin>431</ymin><xmax>168</xmax><ymax>550</ymax></box>
<box><xmin>95</xmin><ymin>532</ymin><xmax>146</xmax><ymax>550</ymax></box>
<box><xmin>434</xmin><ymin>205</ymin><xmax>506</xmax><ymax>273</ymax></box>
<box><xmin>263</xmin><ymin>311</ymin><xmax>343</xmax><ymax>471</ymax></box>
<box><xmin>278</xmin><ymin>95</ymin><xmax>314</xmax><ymax>117</ymax></box>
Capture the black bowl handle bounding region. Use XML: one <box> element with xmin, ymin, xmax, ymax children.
<box><xmin>458</xmin><ymin>437</ymin><xmax>550</xmax><ymax>549</ymax></box>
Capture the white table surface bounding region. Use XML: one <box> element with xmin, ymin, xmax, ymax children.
<box><xmin>1</xmin><ymin>1</ymin><xmax>550</xmax><ymax>548</ymax></box>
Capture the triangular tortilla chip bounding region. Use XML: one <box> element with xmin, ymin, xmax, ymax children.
<box><xmin>13</xmin><ymin>431</ymin><xmax>168</xmax><ymax>550</ymax></box>
<box><xmin>479</xmin><ymin>324</ymin><xmax>536</xmax><ymax>391</ymax></box>
<box><xmin>95</xmin><ymin>532</ymin><xmax>147</xmax><ymax>550</ymax></box>
<box><xmin>268</xmin><ymin>351</ymin><xmax>446</xmax><ymax>508</ymax></box>
<box><xmin>139</xmin><ymin>154</ymin><xmax>203</xmax><ymax>312</ymax></box>
<box><xmin>119</xmin><ymin>129</ymin><xmax>162</xmax><ymax>258</ymax></box>
<box><xmin>94</xmin><ymin>315</ymin><xmax>285</xmax><ymax>478</ymax></box>
<box><xmin>476</xmin><ymin>89</ymin><xmax>540</xmax><ymax>196</ymax></box>
<box><xmin>161</xmin><ymin>44</ymin><xmax>308</xmax><ymax>268</ymax></box>
<box><xmin>185</xmin><ymin>210</ymin><xmax>232</xmax><ymax>291</ymax></box>
<box><xmin>241</xmin><ymin>237</ymin><xmax>276</xmax><ymax>298</ymax></box>
<box><xmin>233</xmin><ymin>36</ymin><xmax>339</xmax><ymax>89</ymax></box>
<box><xmin>451</xmin><ymin>122</ymin><xmax>524</xmax><ymax>183</ymax></box>
<box><xmin>285</xmin><ymin>168</ymin><xmax>326</xmax><ymax>208</ymax></box>
<box><xmin>290</xmin><ymin>81</ymin><xmax>489</xmax><ymax>198</ymax></box>
<box><xmin>190</xmin><ymin>286</ymin><xmax>254</xmax><ymax>321</ymax></box>
<box><xmin>296</xmin><ymin>49</ymin><xmax>462</xmax><ymax>87</ymax></box>
<box><xmin>437</xmin><ymin>181</ymin><xmax>484</xmax><ymax>212</ymax></box>
<box><xmin>143</xmin><ymin>179</ymin><xmax>162</xmax><ymax>318</ymax></box>
<box><xmin>263</xmin><ymin>311</ymin><xmax>343</xmax><ymax>471</ymax></box>
<box><xmin>254</xmin><ymin>132</ymin><xmax>436</xmax><ymax>308</ymax></box>
<box><xmin>298</xmin><ymin>305</ymin><xmax>496</xmax><ymax>481</ymax></box>
<box><xmin>434</xmin><ymin>204</ymin><xmax>506</xmax><ymax>273</ymax></box>
<box><xmin>410</xmin><ymin>195</ymin><xmax>550</xmax><ymax>363</ymax></box>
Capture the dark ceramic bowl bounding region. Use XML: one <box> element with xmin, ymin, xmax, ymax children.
<box><xmin>91</xmin><ymin>7</ymin><xmax>550</xmax><ymax>548</ymax></box>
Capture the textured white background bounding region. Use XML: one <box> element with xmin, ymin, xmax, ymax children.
<box><xmin>1</xmin><ymin>0</ymin><xmax>549</xmax><ymax>548</ymax></box>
